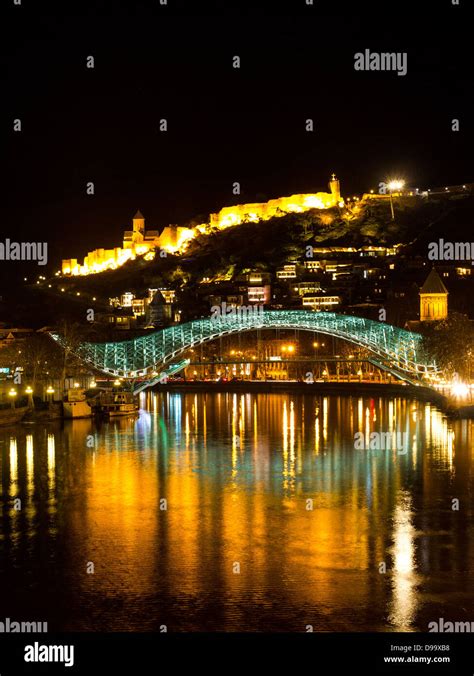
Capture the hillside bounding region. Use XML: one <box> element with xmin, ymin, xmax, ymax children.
<box><xmin>2</xmin><ymin>193</ymin><xmax>473</xmax><ymax>328</ymax></box>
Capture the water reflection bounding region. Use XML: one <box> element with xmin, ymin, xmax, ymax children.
<box><xmin>0</xmin><ymin>394</ymin><xmax>473</xmax><ymax>632</ymax></box>
<box><xmin>389</xmin><ymin>491</ymin><xmax>418</xmax><ymax>630</ymax></box>
<box><xmin>9</xmin><ymin>437</ymin><xmax>18</xmax><ymax>489</ymax></box>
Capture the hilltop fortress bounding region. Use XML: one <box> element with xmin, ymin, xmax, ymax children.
<box><xmin>61</xmin><ymin>175</ymin><xmax>343</xmax><ymax>276</ymax></box>
<box><xmin>61</xmin><ymin>211</ymin><xmax>195</xmax><ymax>276</ymax></box>
<box><xmin>209</xmin><ymin>174</ymin><xmax>342</xmax><ymax>228</ymax></box>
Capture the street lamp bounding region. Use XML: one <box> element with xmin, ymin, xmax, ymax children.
<box><xmin>388</xmin><ymin>180</ymin><xmax>405</xmax><ymax>220</ymax></box>
<box><xmin>25</xmin><ymin>386</ymin><xmax>34</xmax><ymax>407</ymax></box>
<box><xmin>8</xmin><ymin>388</ymin><xmax>17</xmax><ymax>409</ymax></box>
<box><xmin>46</xmin><ymin>386</ymin><xmax>55</xmax><ymax>403</ymax></box>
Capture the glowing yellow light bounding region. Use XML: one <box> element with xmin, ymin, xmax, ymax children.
<box><xmin>25</xmin><ymin>386</ymin><xmax>33</xmax><ymax>394</ymax></box>
<box><xmin>8</xmin><ymin>389</ymin><xmax>17</xmax><ymax>397</ymax></box>
<box><xmin>451</xmin><ymin>382</ymin><xmax>469</xmax><ymax>398</ymax></box>
<box><xmin>388</xmin><ymin>180</ymin><xmax>405</xmax><ymax>191</ymax></box>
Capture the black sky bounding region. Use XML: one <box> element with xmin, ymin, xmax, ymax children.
<box><xmin>3</xmin><ymin>0</ymin><xmax>473</xmax><ymax>277</ymax></box>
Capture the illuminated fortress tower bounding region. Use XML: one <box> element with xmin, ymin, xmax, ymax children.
<box><xmin>329</xmin><ymin>173</ymin><xmax>341</xmax><ymax>203</ymax></box>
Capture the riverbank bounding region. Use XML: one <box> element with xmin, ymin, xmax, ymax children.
<box><xmin>152</xmin><ymin>381</ymin><xmax>472</xmax><ymax>418</ymax></box>
<box><xmin>153</xmin><ymin>380</ymin><xmax>449</xmax><ymax>405</ymax></box>
<box><xmin>448</xmin><ymin>404</ymin><xmax>474</xmax><ymax>419</ymax></box>
<box><xmin>153</xmin><ymin>381</ymin><xmax>474</xmax><ymax>417</ymax></box>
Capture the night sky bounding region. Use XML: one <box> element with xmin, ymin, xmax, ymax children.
<box><xmin>3</xmin><ymin>0</ymin><xmax>473</xmax><ymax>277</ymax></box>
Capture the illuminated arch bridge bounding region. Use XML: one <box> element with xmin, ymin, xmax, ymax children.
<box><xmin>51</xmin><ymin>310</ymin><xmax>438</xmax><ymax>385</ymax></box>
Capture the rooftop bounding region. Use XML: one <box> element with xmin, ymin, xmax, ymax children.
<box><xmin>420</xmin><ymin>268</ymin><xmax>448</xmax><ymax>295</ymax></box>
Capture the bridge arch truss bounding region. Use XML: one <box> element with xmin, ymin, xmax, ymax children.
<box><xmin>51</xmin><ymin>310</ymin><xmax>438</xmax><ymax>384</ymax></box>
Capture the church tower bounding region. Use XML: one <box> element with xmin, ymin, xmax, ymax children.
<box><xmin>132</xmin><ymin>210</ymin><xmax>145</xmax><ymax>236</ymax></box>
<box><xmin>419</xmin><ymin>267</ymin><xmax>448</xmax><ymax>321</ymax></box>
<box><xmin>329</xmin><ymin>173</ymin><xmax>341</xmax><ymax>204</ymax></box>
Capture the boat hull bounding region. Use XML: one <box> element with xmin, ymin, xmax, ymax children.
<box><xmin>100</xmin><ymin>403</ymin><xmax>139</xmax><ymax>417</ymax></box>
<box><xmin>63</xmin><ymin>400</ymin><xmax>93</xmax><ymax>419</ymax></box>
<box><xmin>94</xmin><ymin>390</ymin><xmax>139</xmax><ymax>418</ymax></box>
<box><xmin>0</xmin><ymin>406</ymin><xmax>29</xmax><ymax>426</ymax></box>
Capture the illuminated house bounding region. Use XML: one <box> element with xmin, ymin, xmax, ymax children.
<box><xmin>292</xmin><ymin>281</ymin><xmax>321</xmax><ymax>297</ymax></box>
<box><xmin>62</xmin><ymin>175</ymin><xmax>344</xmax><ymax>276</ymax></box>
<box><xmin>302</xmin><ymin>294</ymin><xmax>341</xmax><ymax>310</ymax></box>
<box><xmin>247</xmin><ymin>286</ymin><xmax>270</xmax><ymax>304</ymax></box>
<box><xmin>276</xmin><ymin>264</ymin><xmax>300</xmax><ymax>280</ymax></box>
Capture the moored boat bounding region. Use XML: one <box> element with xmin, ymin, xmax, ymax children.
<box><xmin>93</xmin><ymin>390</ymin><xmax>139</xmax><ymax>417</ymax></box>
<box><xmin>63</xmin><ymin>388</ymin><xmax>93</xmax><ymax>419</ymax></box>
<box><xmin>0</xmin><ymin>405</ymin><xmax>29</xmax><ymax>426</ymax></box>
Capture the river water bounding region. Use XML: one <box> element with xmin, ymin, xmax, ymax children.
<box><xmin>0</xmin><ymin>392</ymin><xmax>473</xmax><ymax>632</ymax></box>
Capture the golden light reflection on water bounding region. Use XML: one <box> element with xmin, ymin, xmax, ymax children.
<box><xmin>47</xmin><ymin>433</ymin><xmax>56</xmax><ymax>491</ymax></box>
<box><xmin>0</xmin><ymin>394</ymin><xmax>473</xmax><ymax>631</ymax></box>
<box><xmin>9</xmin><ymin>437</ymin><xmax>18</xmax><ymax>488</ymax></box>
<box><xmin>388</xmin><ymin>491</ymin><xmax>418</xmax><ymax>630</ymax></box>
<box><xmin>26</xmin><ymin>434</ymin><xmax>34</xmax><ymax>486</ymax></box>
